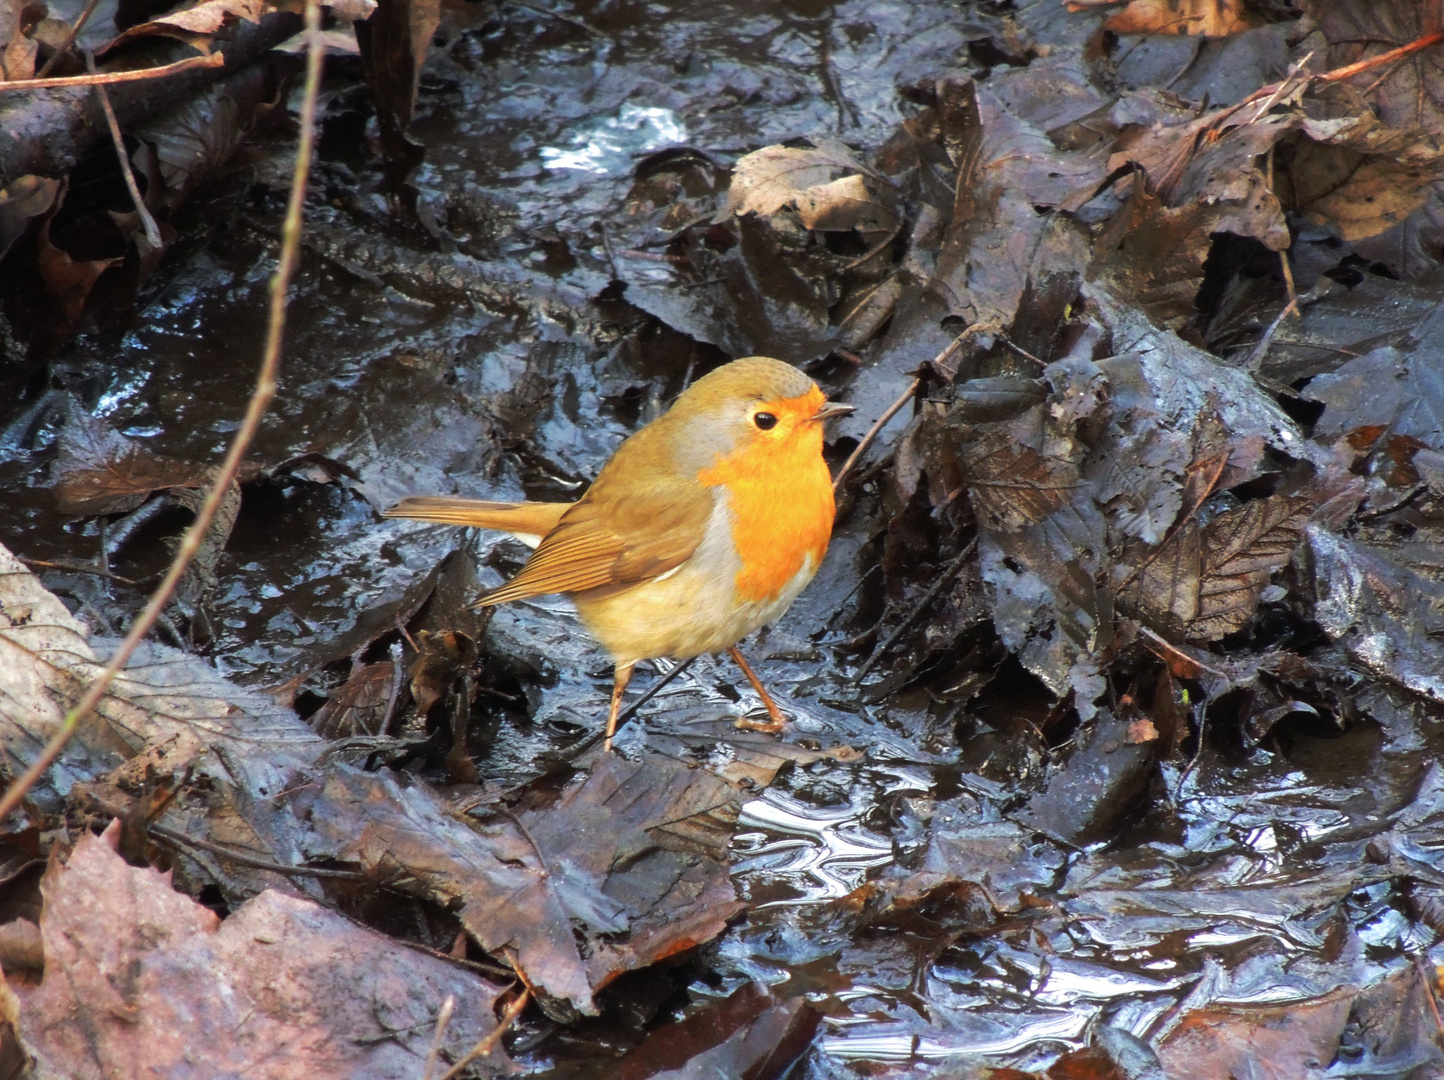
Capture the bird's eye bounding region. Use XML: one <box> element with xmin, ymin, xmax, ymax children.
<box><xmin>753</xmin><ymin>412</ymin><xmax>778</xmax><ymax>430</ymax></box>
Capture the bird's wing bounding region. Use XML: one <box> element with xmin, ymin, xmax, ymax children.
<box><xmin>478</xmin><ymin>477</ymin><xmax>715</xmax><ymax>606</ymax></box>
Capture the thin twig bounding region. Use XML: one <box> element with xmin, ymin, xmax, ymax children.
<box><xmin>839</xmin><ymin>225</ymin><xmax>899</xmax><ymax>271</ymax></box>
<box><xmin>1174</xmin><ymin>696</ymin><xmax>1210</xmax><ymax>801</ymax></box>
<box><xmin>16</xmin><ymin>557</ymin><xmax>137</xmax><ymax>585</ymax></box>
<box><xmin>1245</xmin><ymin>295</ymin><xmax>1299</xmax><ymax>372</ymax></box>
<box><xmin>149</xmin><ymin>824</ymin><xmax>366</xmax><ymax>880</ymax></box>
<box><xmin>436</xmin><ymin>988</ymin><xmax>530</xmax><ymax>1080</ymax></box>
<box><xmin>86</xmin><ymin>49</ymin><xmax>162</xmax><ymax>249</ymax></box>
<box><xmin>997</xmin><ymin>335</ymin><xmax>1045</xmax><ymax>368</ymax></box>
<box><xmin>0</xmin><ymin>3</ymin><xmax>325</xmax><ymax>824</ymax></box>
<box><xmin>34</xmin><ymin>0</ymin><xmax>102</xmax><ymax>79</ymax></box>
<box><xmin>506</xmin><ymin>0</ymin><xmax>602</xmax><ymax>36</ymax></box>
<box><xmin>1278</xmin><ymin>249</ymin><xmax>1297</xmax><ymax>310</ymax></box>
<box><xmin>833</xmin><ymin>327</ymin><xmax>983</xmax><ymax>491</ymax></box>
<box><xmin>0</xmin><ymin>52</ymin><xmax>225</xmax><ymax>92</ymax></box>
<box><xmin>422</xmin><ymin>995</ymin><xmax>456</xmax><ymax>1080</ymax></box>
<box><xmin>1413</xmin><ymin>954</ymin><xmax>1444</xmax><ymax>1039</ymax></box>
<box><xmin>833</xmin><ymin>377</ymin><xmax>919</xmax><ymax>491</ymax></box>
<box><xmin>854</xmin><ymin>539</ymin><xmax>976</xmax><ymax>683</ymax></box>
<box><xmin>1314</xmin><ymin>32</ymin><xmax>1443</xmax><ymax>86</ymax></box>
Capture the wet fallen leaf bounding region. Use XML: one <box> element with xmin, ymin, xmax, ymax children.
<box><xmin>1306</xmin><ymin>525</ymin><xmax>1444</xmax><ymax>707</ymax></box>
<box><xmin>1016</xmin><ymin>705</ymin><xmax>1161</xmax><ymax>845</ymax></box>
<box><xmin>1305</xmin><ymin>336</ymin><xmax>1444</xmax><ymax>450</ymax></box>
<box><xmin>1157</xmin><ymin>988</ymin><xmax>1356</xmax><ymax>1080</ymax></box>
<box><xmin>14</xmin><ymin>822</ymin><xmax>510</xmax><ymax>1080</ymax></box>
<box><xmin>303</xmin><ymin>748</ymin><xmax>747</xmax><ymax>1017</ymax></box>
<box><xmin>611</xmin><ymin>982</ymin><xmax>819</xmax><ymax>1080</ymax></box>
<box><xmin>1119</xmin><ymin>494</ymin><xmax>1310</xmax><ymax>643</ymax></box>
<box><xmin>48</xmin><ymin>397</ymin><xmax>210</xmax><ymax>516</ymax></box>
<box><xmin>961</xmin><ymin>424</ymin><xmax>1082</xmax><ymax>534</ymax></box>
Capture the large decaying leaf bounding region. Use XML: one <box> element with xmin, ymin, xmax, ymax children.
<box><xmin>15</xmin><ymin>823</ymin><xmax>510</xmax><ymax>1080</ymax></box>
<box><xmin>1119</xmin><ymin>495</ymin><xmax>1312</xmax><ymax>642</ymax></box>
<box><xmin>48</xmin><ymin>397</ymin><xmax>212</xmax><ymax>516</ymax></box>
<box><xmin>1304</xmin><ymin>332</ymin><xmax>1444</xmax><ymax>450</ymax></box>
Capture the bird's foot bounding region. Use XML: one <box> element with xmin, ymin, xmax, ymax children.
<box><xmin>734</xmin><ymin>710</ymin><xmax>787</xmax><ymax>734</ymax></box>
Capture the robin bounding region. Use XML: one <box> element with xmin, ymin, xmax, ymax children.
<box><xmin>384</xmin><ymin>357</ymin><xmax>853</xmax><ymax>749</ymax></box>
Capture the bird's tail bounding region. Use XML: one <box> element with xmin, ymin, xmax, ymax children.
<box><xmin>381</xmin><ymin>496</ymin><xmax>572</xmax><ymax>549</ymax></box>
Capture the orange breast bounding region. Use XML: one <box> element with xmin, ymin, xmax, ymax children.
<box><xmin>697</xmin><ymin>421</ymin><xmax>835</xmax><ymax>602</ymax></box>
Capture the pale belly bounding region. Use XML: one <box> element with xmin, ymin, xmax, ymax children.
<box><xmin>572</xmin><ymin>491</ymin><xmax>820</xmax><ymax>666</ymax></box>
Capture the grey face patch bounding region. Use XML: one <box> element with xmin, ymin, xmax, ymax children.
<box><xmin>658</xmin><ymin>359</ymin><xmax>818</xmax><ymax>474</ymax></box>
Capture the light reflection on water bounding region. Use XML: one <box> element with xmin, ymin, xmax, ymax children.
<box><xmin>732</xmin><ymin>788</ymin><xmax>893</xmax><ymax>906</ymax></box>
<box><xmin>822</xmin><ymin>1010</ymin><xmax>1090</xmax><ymax>1061</ymax></box>
<box><xmin>538</xmin><ymin>105</ymin><xmax>687</xmax><ymax>174</ymax></box>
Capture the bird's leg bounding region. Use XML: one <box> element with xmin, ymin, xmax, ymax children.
<box><xmin>728</xmin><ymin>645</ymin><xmax>787</xmax><ymax>733</ymax></box>
<box><xmin>603</xmin><ymin>661</ymin><xmax>635</xmax><ymax>752</ymax></box>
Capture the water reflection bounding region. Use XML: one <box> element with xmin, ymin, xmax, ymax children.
<box><xmin>822</xmin><ymin>1009</ymin><xmax>1090</xmax><ymax>1061</ymax></box>
<box><xmin>732</xmin><ymin>788</ymin><xmax>893</xmax><ymax>905</ymax></box>
<box><xmin>539</xmin><ymin>105</ymin><xmax>687</xmax><ymax>174</ymax></box>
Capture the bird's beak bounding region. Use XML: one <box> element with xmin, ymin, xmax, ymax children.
<box><xmin>812</xmin><ymin>401</ymin><xmax>855</xmax><ymax>422</ymax></box>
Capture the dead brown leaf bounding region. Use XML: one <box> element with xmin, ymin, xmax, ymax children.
<box><xmin>0</xmin><ymin>174</ymin><xmax>59</xmax><ymax>264</ymax></box>
<box><xmin>15</xmin><ymin>822</ymin><xmax>509</xmax><ymax>1080</ymax></box>
<box><xmin>1158</xmin><ymin>988</ymin><xmax>1356</xmax><ymax>1080</ymax></box>
<box><xmin>98</xmin><ymin>0</ymin><xmax>272</xmax><ymax>55</ymax></box>
<box><xmin>722</xmin><ymin>140</ymin><xmax>898</xmax><ymax>238</ymax></box>
<box><xmin>48</xmin><ymin>397</ymin><xmax>210</xmax><ymax>516</ymax></box>
<box><xmin>1120</xmin><ymin>494</ymin><xmax>1311</xmax><ymax>642</ymax></box>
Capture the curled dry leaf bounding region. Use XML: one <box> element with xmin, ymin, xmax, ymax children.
<box><xmin>97</xmin><ymin>0</ymin><xmax>272</xmax><ymax>55</ymax></box>
<box><xmin>0</xmin><ymin>174</ymin><xmax>59</xmax><ymax>264</ymax></box>
<box><xmin>722</xmin><ymin>139</ymin><xmax>898</xmax><ymax>237</ymax></box>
